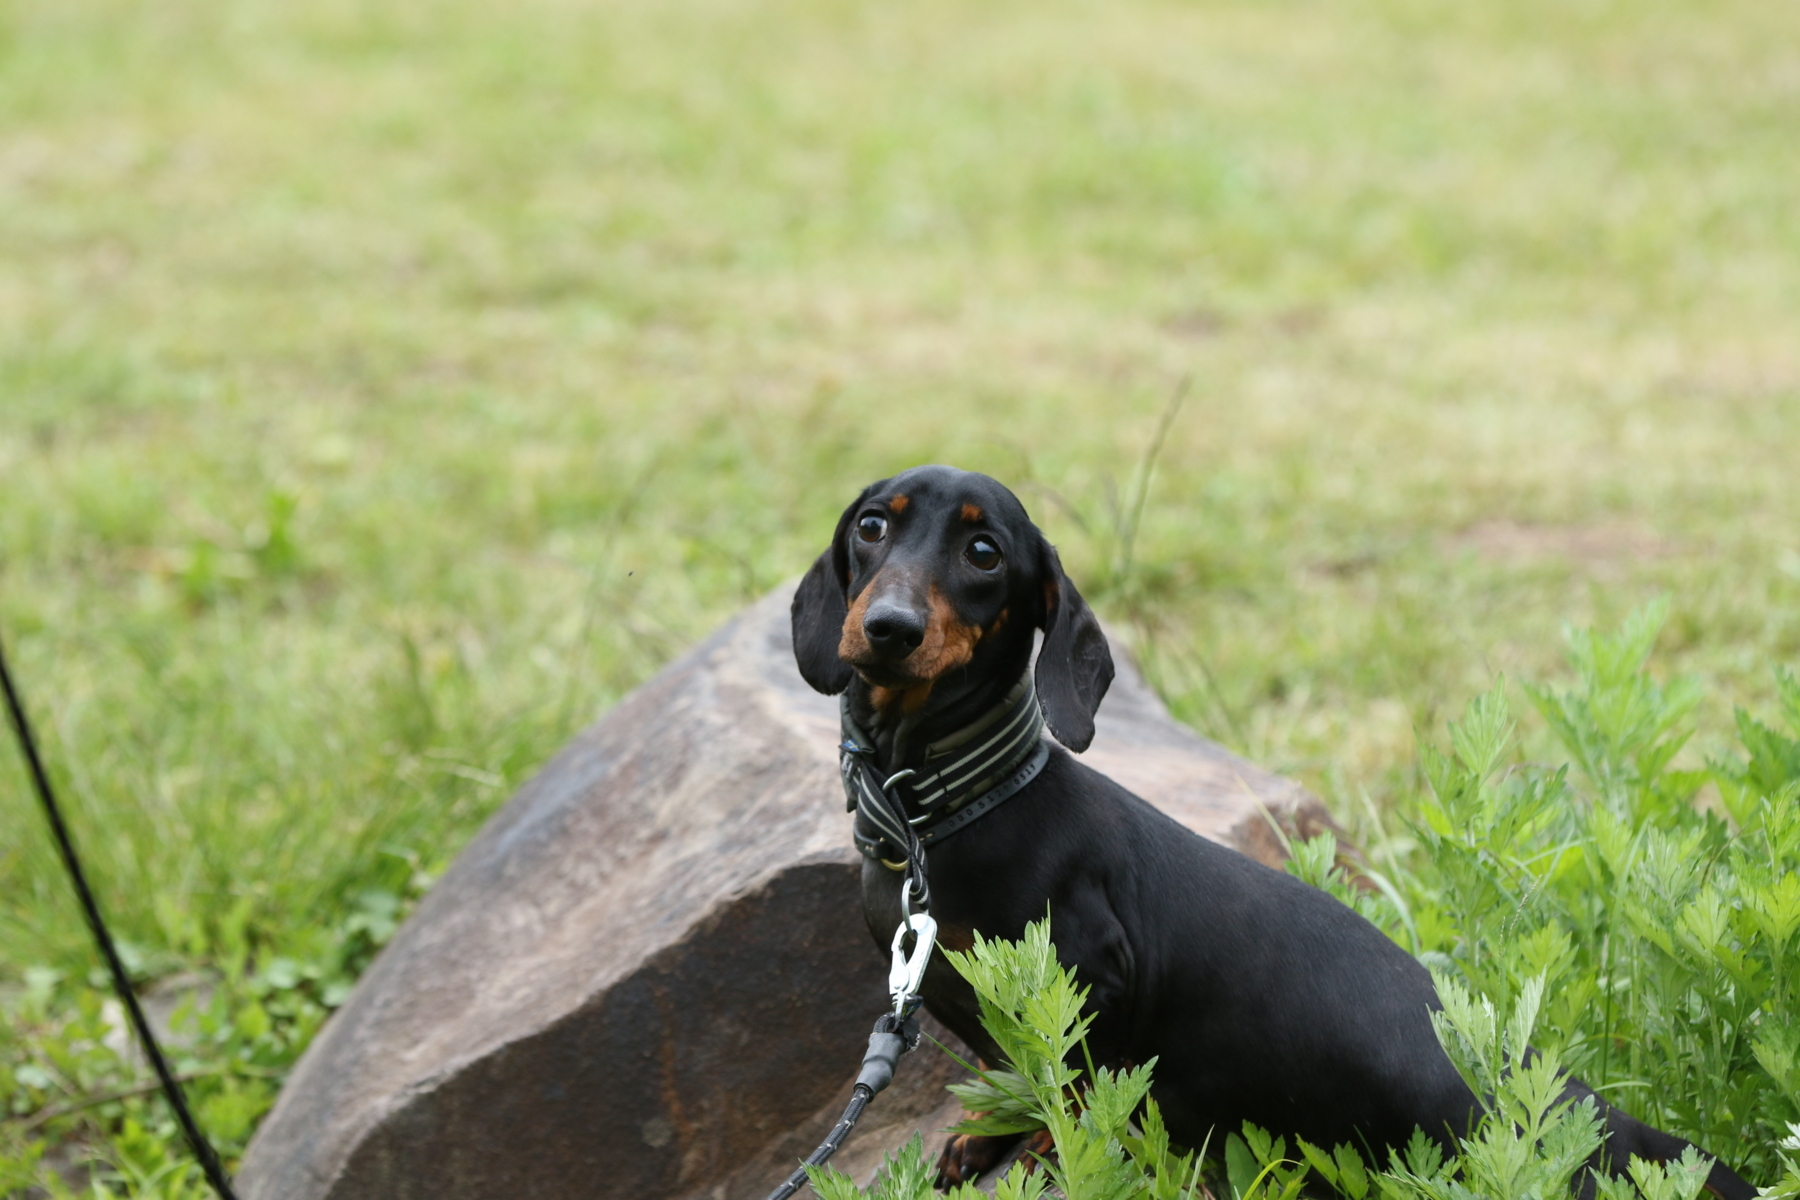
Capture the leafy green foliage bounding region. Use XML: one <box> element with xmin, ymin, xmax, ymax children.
<box><xmin>807</xmin><ymin>919</ymin><xmax>1207</xmax><ymax>1200</ymax></box>
<box><xmin>1221</xmin><ymin>1124</ymin><xmax>1307</xmax><ymax>1200</ymax></box>
<box><xmin>1757</xmin><ymin>1124</ymin><xmax>1800</xmax><ymax>1200</ymax></box>
<box><xmin>1397</xmin><ymin>604</ymin><xmax>1799</xmax><ymax>1182</ymax></box>
<box><xmin>1379</xmin><ymin>974</ymin><xmax>1610</xmax><ymax>1200</ymax></box>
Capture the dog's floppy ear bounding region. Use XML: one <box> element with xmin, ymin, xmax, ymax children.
<box><xmin>790</xmin><ymin>487</ymin><xmax>870</xmax><ymax>695</ymax></box>
<box><xmin>1034</xmin><ymin>538</ymin><xmax>1114</xmax><ymax>753</ymax></box>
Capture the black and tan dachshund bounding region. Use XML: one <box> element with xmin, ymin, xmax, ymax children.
<box><xmin>790</xmin><ymin>465</ymin><xmax>1753</xmax><ymax>1199</ymax></box>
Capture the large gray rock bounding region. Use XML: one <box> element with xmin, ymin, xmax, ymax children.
<box><xmin>237</xmin><ymin>588</ymin><xmax>1335</xmax><ymax>1200</ymax></box>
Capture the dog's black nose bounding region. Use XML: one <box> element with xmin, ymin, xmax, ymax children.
<box><xmin>864</xmin><ymin>602</ymin><xmax>926</xmax><ymax>657</ymax></box>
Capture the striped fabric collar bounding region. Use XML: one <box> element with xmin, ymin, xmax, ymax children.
<box><xmin>840</xmin><ymin>674</ymin><xmax>1050</xmax><ymax>865</ymax></box>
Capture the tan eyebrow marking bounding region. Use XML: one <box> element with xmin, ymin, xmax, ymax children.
<box><xmin>888</xmin><ymin>494</ymin><xmax>909</xmax><ymax>513</ymax></box>
<box><xmin>961</xmin><ymin>503</ymin><xmax>983</xmax><ymax>522</ymax></box>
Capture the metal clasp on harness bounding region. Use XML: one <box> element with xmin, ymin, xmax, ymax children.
<box><xmin>888</xmin><ymin>912</ymin><xmax>937</xmax><ymax>1014</ymax></box>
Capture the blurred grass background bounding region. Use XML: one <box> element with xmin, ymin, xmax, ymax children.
<box><xmin>2</xmin><ymin>0</ymin><xmax>1798</xmax><ymax>1185</ymax></box>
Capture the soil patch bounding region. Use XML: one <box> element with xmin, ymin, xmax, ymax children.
<box><xmin>1445</xmin><ymin>520</ymin><xmax>1677</xmax><ymax>572</ymax></box>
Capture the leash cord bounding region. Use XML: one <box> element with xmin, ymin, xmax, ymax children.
<box><xmin>0</xmin><ymin>630</ymin><xmax>240</xmax><ymax>1200</ymax></box>
<box><xmin>763</xmin><ymin>1084</ymin><xmax>872</xmax><ymax>1200</ymax></box>
<box><xmin>762</xmin><ymin>1004</ymin><xmax>921</xmax><ymax>1200</ymax></box>
<box><xmin>764</xmin><ymin>751</ymin><xmax>939</xmax><ymax>1200</ymax></box>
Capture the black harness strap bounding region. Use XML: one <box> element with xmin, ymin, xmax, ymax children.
<box><xmin>912</xmin><ymin>740</ymin><xmax>1048</xmax><ymax>847</ymax></box>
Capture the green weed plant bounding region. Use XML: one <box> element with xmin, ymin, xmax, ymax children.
<box><xmin>1393</xmin><ymin>602</ymin><xmax>1800</xmax><ymax>1183</ymax></box>
<box><xmin>806</xmin><ymin>918</ymin><xmax>1206</xmax><ymax>1200</ymax></box>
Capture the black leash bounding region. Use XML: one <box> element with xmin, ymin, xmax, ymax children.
<box><xmin>763</xmin><ymin>758</ymin><xmax>942</xmax><ymax>1200</ymax></box>
<box><xmin>0</xmin><ymin>629</ymin><xmax>240</xmax><ymax>1200</ymax></box>
<box><xmin>761</xmin><ymin>1000</ymin><xmax>923</xmax><ymax>1200</ymax></box>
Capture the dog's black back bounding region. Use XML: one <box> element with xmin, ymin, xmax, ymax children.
<box><xmin>862</xmin><ymin>748</ymin><xmax>1475</xmax><ymax>1154</ymax></box>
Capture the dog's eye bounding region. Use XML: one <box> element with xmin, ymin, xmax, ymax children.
<box><xmin>857</xmin><ymin>514</ymin><xmax>887</xmax><ymax>543</ymax></box>
<box><xmin>965</xmin><ymin>537</ymin><xmax>1002</xmax><ymax>571</ymax></box>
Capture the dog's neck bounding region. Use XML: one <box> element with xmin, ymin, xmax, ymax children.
<box><xmin>844</xmin><ymin>642</ymin><xmax>1034</xmax><ymax>772</ymax></box>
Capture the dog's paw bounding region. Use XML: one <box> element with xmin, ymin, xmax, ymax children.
<box><xmin>1015</xmin><ymin>1129</ymin><xmax>1057</xmax><ymax>1174</ymax></box>
<box><xmin>935</xmin><ymin>1131</ymin><xmax>1023</xmax><ymax>1190</ymax></box>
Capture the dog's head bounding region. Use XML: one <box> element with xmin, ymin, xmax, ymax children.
<box><xmin>790</xmin><ymin>465</ymin><xmax>1113</xmax><ymax>752</ymax></box>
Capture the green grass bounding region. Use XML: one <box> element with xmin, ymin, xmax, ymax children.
<box><xmin>3</xmin><ymin>0</ymin><xmax>1799</xmax><ymax>1188</ymax></box>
